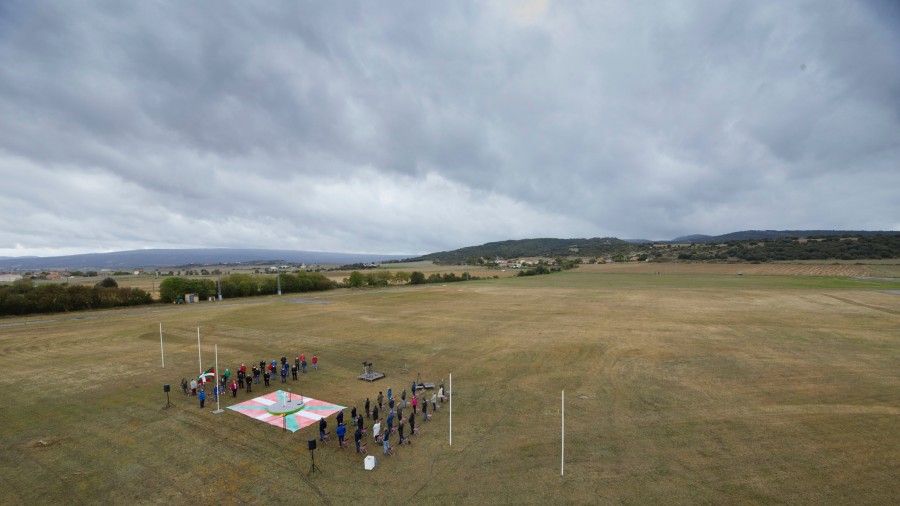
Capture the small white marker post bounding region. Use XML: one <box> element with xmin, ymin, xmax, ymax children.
<box><xmin>449</xmin><ymin>373</ymin><xmax>452</xmax><ymax>446</ymax></box>
<box><xmin>213</xmin><ymin>344</ymin><xmax>224</xmax><ymax>414</ymax></box>
<box><xmin>197</xmin><ymin>327</ymin><xmax>202</xmax><ymax>376</ymax></box>
<box><xmin>561</xmin><ymin>389</ymin><xmax>565</xmax><ymax>476</ymax></box>
<box><xmin>159</xmin><ymin>323</ymin><xmax>164</xmax><ymax>368</ymax></box>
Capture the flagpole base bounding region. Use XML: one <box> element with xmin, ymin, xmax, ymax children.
<box><xmin>212</xmin><ymin>409</ymin><xmax>225</xmax><ymax>414</ymax></box>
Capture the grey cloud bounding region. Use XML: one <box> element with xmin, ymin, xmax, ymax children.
<box><xmin>0</xmin><ymin>0</ymin><xmax>897</xmax><ymax>256</ymax></box>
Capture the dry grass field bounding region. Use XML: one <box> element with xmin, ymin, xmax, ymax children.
<box><xmin>1</xmin><ymin>266</ymin><xmax>898</xmax><ymax>504</ymax></box>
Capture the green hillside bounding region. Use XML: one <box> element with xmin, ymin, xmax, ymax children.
<box><xmin>408</xmin><ymin>237</ymin><xmax>633</xmax><ymax>264</ymax></box>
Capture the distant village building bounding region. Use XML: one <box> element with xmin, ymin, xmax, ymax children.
<box><xmin>0</xmin><ymin>274</ymin><xmax>23</xmax><ymax>283</ymax></box>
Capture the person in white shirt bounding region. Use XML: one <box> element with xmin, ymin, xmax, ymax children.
<box><xmin>373</xmin><ymin>419</ymin><xmax>382</xmax><ymax>442</ymax></box>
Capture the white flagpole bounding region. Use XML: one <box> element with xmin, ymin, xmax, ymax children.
<box><xmin>159</xmin><ymin>323</ymin><xmax>164</xmax><ymax>368</ymax></box>
<box><xmin>561</xmin><ymin>390</ymin><xmax>565</xmax><ymax>476</ymax></box>
<box><xmin>197</xmin><ymin>327</ymin><xmax>202</xmax><ymax>376</ymax></box>
<box><xmin>449</xmin><ymin>373</ymin><xmax>452</xmax><ymax>446</ymax></box>
<box><xmin>214</xmin><ymin>344</ymin><xmax>222</xmax><ymax>413</ymax></box>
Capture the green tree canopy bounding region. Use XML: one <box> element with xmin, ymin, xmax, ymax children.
<box><xmin>98</xmin><ymin>277</ymin><xmax>118</xmax><ymax>288</ymax></box>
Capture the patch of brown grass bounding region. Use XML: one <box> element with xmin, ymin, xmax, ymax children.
<box><xmin>1</xmin><ymin>269</ymin><xmax>898</xmax><ymax>503</ymax></box>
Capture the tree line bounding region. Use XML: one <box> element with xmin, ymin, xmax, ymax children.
<box><xmin>158</xmin><ymin>271</ymin><xmax>336</xmax><ymax>303</ymax></box>
<box><xmin>344</xmin><ymin>270</ymin><xmax>491</xmax><ymax>287</ymax></box>
<box><xmin>671</xmin><ymin>234</ymin><xmax>900</xmax><ymax>262</ymax></box>
<box><xmin>0</xmin><ymin>278</ymin><xmax>152</xmax><ymax>316</ymax></box>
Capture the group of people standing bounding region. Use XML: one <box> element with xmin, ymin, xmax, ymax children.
<box><xmin>177</xmin><ymin>357</ymin><xmax>450</xmax><ymax>467</ymax></box>
<box><xmin>318</xmin><ymin>379</ymin><xmax>449</xmax><ymax>458</ymax></box>
<box><xmin>179</xmin><ymin>353</ymin><xmax>320</xmax><ymax>408</ymax></box>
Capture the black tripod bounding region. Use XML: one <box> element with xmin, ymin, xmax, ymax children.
<box><xmin>308</xmin><ymin>449</ymin><xmax>320</xmax><ymax>475</ymax></box>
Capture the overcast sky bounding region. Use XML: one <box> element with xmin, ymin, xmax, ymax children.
<box><xmin>1</xmin><ymin>1</ymin><xmax>898</xmax><ymax>257</ymax></box>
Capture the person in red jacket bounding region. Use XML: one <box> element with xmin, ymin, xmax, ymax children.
<box><xmin>312</xmin><ymin>355</ymin><xmax>318</xmax><ymax>370</ymax></box>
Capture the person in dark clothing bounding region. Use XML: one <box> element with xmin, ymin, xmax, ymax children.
<box><xmin>351</xmin><ymin>406</ymin><xmax>357</xmax><ymax>420</ymax></box>
<box><xmin>354</xmin><ymin>427</ymin><xmax>363</xmax><ymax>453</ymax></box>
<box><xmin>372</xmin><ymin>405</ymin><xmax>379</xmax><ymax>423</ymax></box>
<box><xmin>281</xmin><ymin>363</ymin><xmax>288</xmax><ymax>383</ymax></box>
<box><xmin>291</xmin><ymin>364</ymin><xmax>298</xmax><ymax>380</ymax></box>
<box><xmin>263</xmin><ymin>370</ymin><xmax>270</xmax><ymax>387</ymax></box>
<box><xmin>365</xmin><ymin>398</ymin><xmax>371</xmax><ymax>418</ymax></box>
<box><xmin>357</xmin><ymin>414</ymin><xmax>364</xmax><ymax>432</ymax></box>
<box><xmin>409</xmin><ymin>411</ymin><xmax>416</xmax><ymax>435</ymax></box>
<box><xmin>336</xmin><ymin>410</ymin><xmax>344</xmax><ymax>427</ymax></box>
<box><xmin>246</xmin><ymin>376</ymin><xmax>252</xmax><ymax>393</ymax></box>
<box><xmin>319</xmin><ymin>418</ymin><xmax>328</xmax><ymax>442</ymax></box>
<box><xmin>377</xmin><ymin>392</ymin><xmax>384</xmax><ymax>410</ymax></box>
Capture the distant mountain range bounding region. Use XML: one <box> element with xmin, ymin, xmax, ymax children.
<box><xmin>0</xmin><ymin>249</ymin><xmax>409</xmax><ymax>271</ymax></box>
<box><xmin>668</xmin><ymin>230</ymin><xmax>899</xmax><ymax>243</ymax></box>
<box><xmin>1</xmin><ymin>230</ymin><xmax>898</xmax><ymax>271</ymax></box>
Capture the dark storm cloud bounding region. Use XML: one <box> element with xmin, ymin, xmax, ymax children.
<box><xmin>0</xmin><ymin>1</ymin><xmax>897</xmax><ymax>256</ymax></box>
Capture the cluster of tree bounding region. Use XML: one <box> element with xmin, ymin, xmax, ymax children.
<box><xmin>173</xmin><ymin>269</ymin><xmax>223</xmax><ymax>276</ymax></box>
<box><xmin>0</xmin><ymin>278</ymin><xmax>152</xmax><ymax>316</ymax></box>
<box><xmin>345</xmin><ymin>270</ymin><xmax>488</xmax><ymax>287</ymax></box>
<box><xmin>336</xmin><ymin>263</ymin><xmax>380</xmax><ymax>271</ymax></box>
<box><xmin>517</xmin><ymin>265</ymin><xmax>551</xmax><ymax>277</ymax></box>
<box><xmin>416</xmin><ymin>272</ymin><xmax>483</xmax><ymax>284</ymax></box>
<box><xmin>158</xmin><ymin>277</ymin><xmax>216</xmax><ymax>302</ymax></box>
<box><xmin>158</xmin><ymin>272</ymin><xmax>335</xmax><ymax>303</ymax></box>
<box><xmin>668</xmin><ymin>234</ymin><xmax>900</xmax><ymax>262</ymax></box>
<box><xmin>345</xmin><ymin>270</ymin><xmax>408</xmax><ymax>287</ymax></box>
<box><xmin>69</xmin><ymin>270</ymin><xmax>99</xmax><ymax>277</ymax></box>
<box><xmin>554</xmin><ymin>257</ymin><xmax>582</xmax><ymax>270</ymax></box>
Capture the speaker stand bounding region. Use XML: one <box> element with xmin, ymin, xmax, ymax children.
<box><xmin>308</xmin><ymin>450</ymin><xmax>320</xmax><ymax>475</ymax></box>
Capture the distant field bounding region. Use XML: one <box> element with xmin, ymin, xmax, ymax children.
<box><xmin>41</xmin><ymin>260</ymin><xmax>900</xmax><ymax>300</ymax></box>
<box><xmin>583</xmin><ymin>261</ymin><xmax>900</xmax><ymax>277</ymax></box>
<box><xmin>54</xmin><ymin>262</ymin><xmax>518</xmax><ymax>297</ymax></box>
<box><xmin>2</xmin><ymin>267</ymin><xmax>898</xmax><ymax>503</ymax></box>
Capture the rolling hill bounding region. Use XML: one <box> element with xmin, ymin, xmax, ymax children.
<box><xmin>0</xmin><ymin>249</ymin><xmax>409</xmax><ymax>271</ymax></box>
